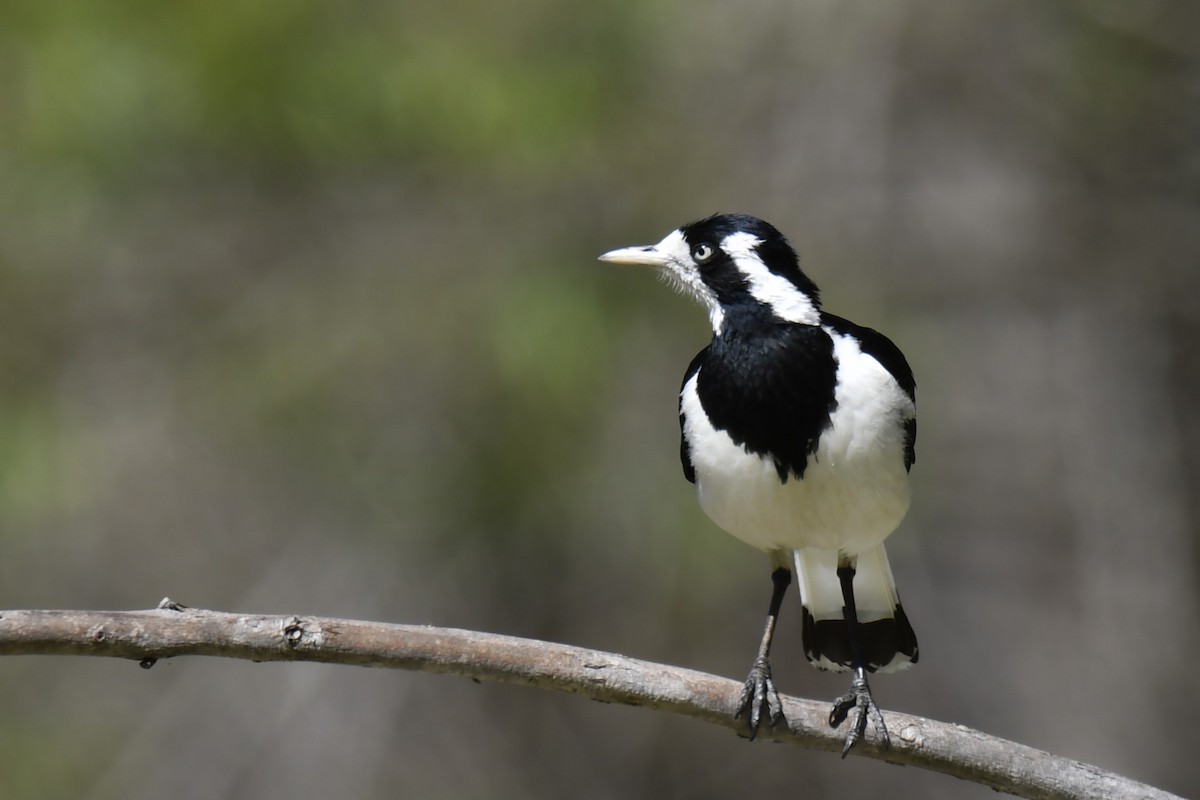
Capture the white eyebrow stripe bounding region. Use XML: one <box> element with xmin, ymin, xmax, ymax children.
<box><xmin>721</xmin><ymin>231</ymin><xmax>820</xmax><ymax>325</ymax></box>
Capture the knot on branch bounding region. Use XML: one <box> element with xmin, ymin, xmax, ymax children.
<box><xmin>281</xmin><ymin>616</ymin><xmax>323</xmax><ymax>649</ymax></box>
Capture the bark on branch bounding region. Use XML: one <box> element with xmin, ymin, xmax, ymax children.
<box><xmin>0</xmin><ymin>603</ymin><xmax>1179</xmax><ymax>800</ymax></box>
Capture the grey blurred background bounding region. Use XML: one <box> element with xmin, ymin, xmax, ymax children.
<box><xmin>2</xmin><ymin>1</ymin><xmax>1198</xmax><ymax>798</ymax></box>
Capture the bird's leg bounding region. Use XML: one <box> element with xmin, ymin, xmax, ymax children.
<box><xmin>828</xmin><ymin>561</ymin><xmax>891</xmax><ymax>757</ymax></box>
<box><xmin>735</xmin><ymin>566</ymin><xmax>791</xmax><ymax>739</ymax></box>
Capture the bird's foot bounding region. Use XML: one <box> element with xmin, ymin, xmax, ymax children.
<box><xmin>828</xmin><ymin>671</ymin><xmax>890</xmax><ymax>757</ymax></box>
<box><xmin>735</xmin><ymin>657</ymin><xmax>784</xmax><ymax>739</ymax></box>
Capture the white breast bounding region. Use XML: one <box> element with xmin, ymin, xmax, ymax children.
<box><xmin>680</xmin><ymin>328</ymin><xmax>913</xmax><ymax>555</ymax></box>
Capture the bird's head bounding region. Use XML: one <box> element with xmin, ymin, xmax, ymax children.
<box><xmin>599</xmin><ymin>214</ymin><xmax>821</xmax><ymax>334</ymax></box>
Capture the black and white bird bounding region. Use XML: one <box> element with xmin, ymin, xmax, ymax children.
<box><xmin>600</xmin><ymin>214</ymin><xmax>918</xmax><ymax>755</ymax></box>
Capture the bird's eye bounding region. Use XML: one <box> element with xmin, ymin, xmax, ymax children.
<box><xmin>692</xmin><ymin>243</ymin><xmax>716</xmax><ymax>264</ymax></box>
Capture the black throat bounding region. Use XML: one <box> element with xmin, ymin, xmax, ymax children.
<box><xmin>692</xmin><ymin>308</ymin><xmax>838</xmax><ymax>482</ymax></box>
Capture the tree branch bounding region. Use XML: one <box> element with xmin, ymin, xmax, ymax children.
<box><xmin>0</xmin><ymin>603</ymin><xmax>1179</xmax><ymax>800</ymax></box>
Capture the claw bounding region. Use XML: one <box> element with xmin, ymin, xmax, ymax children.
<box><xmin>735</xmin><ymin>657</ymin><xmax>784</xmax><ymax>739</ymax></box>
<box><xmin>829</xmin><ymin>671</ymin><xmax>890</xmax><ymax>757</ymax></box>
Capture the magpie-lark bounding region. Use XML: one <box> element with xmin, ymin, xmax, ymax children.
<box><xmin>600</xmin><ymin>214</ymin><xmax>918</xmax><ymax>755</ymax></box>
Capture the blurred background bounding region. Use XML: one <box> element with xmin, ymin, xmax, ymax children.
<box><xmin>2</xmin><ymin>0</ymin><xmax>1198</xmax><ymax>798</ymax></box>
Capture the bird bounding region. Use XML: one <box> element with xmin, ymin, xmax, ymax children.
<box><xmin>599</xmin><ymin>213</ymin><xmax>918</xmax><ymax>756</ymax></box>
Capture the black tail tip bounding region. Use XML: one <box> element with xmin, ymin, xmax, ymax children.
<box><xmin>802</xmin><ymin>604</ymin><xmax>918</xmax><ymax>672</ymax></box>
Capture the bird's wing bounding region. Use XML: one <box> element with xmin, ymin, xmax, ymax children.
<box><xmin>678</xmin><ymin>347</ymin><xmax>709</xmax><ymax>484</ymax></box>
<box><xmin>822</xmin><ymin>313</ymin><xmax>916</xmax><ymax>470</ymax></box>
<box><xmin>820</xmin><ymin>313</ymin><xmax>915</xmax><ymax>402</ymax></box>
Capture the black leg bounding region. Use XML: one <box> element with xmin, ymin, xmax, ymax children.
<box><xmin>828</xmin><ymin>563</ymin><xmax>891</xmax><ymax>756</ymax></box>
<box><xmin>735</xmin><ymin>567</ymin><xmax>791</xmax><ymax>739</ymax></box>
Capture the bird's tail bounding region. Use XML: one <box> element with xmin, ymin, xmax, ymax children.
<box><xmin>793</xmin><ymin>544</ymin><xmax>918</xmax><ymax>673</ymax></box>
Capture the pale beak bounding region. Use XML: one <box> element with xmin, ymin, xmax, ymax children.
<box><xmin>597</xmin><ymin>245</ymin><xmax>670</xmax><ymax>268</ymax></box>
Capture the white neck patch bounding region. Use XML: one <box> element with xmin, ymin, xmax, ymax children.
<box><xmin>721</xmin><ymin>231</ymin><xmax>820</xmax><ymax>325</ymax></box>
